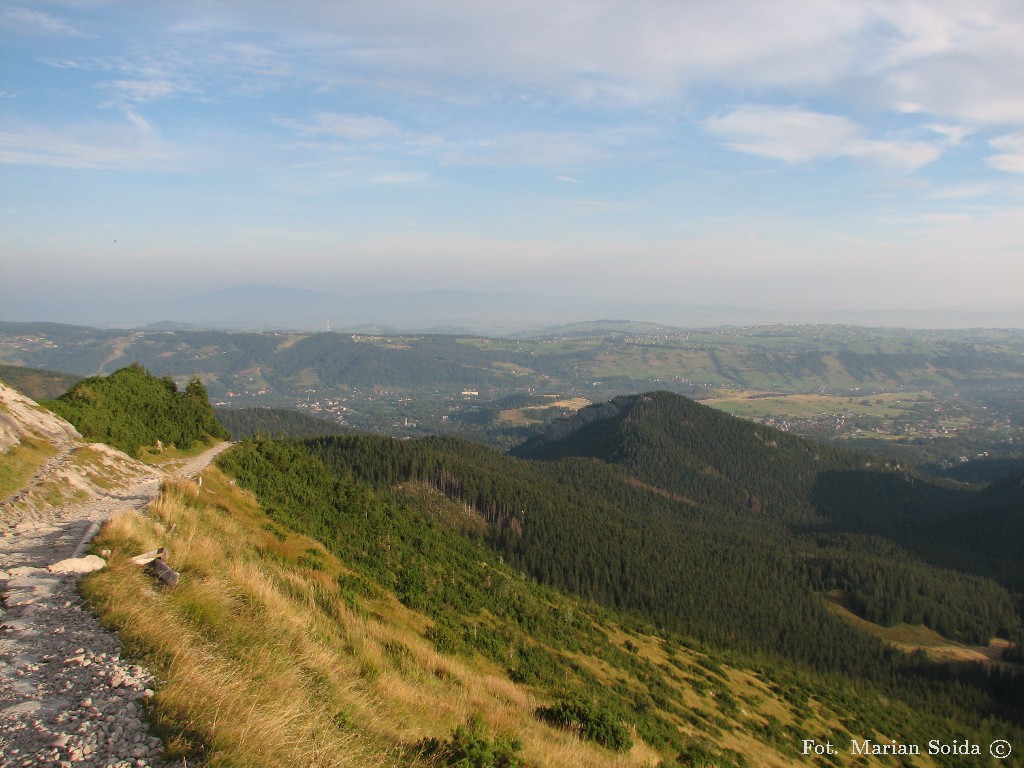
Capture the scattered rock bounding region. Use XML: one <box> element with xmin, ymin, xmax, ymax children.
<box><xmin>47</xmin><ymin>554</ymin><xmax>107</xmax><ymax>574</ymax></box>
<box><xmin>0</xmin><ymin>385</ymin><xmax>231</xmax><ymax>767</ymax></box>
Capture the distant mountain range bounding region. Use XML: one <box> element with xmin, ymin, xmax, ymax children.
<box><xmin>5</xmin><ymin>282</ymin><xmax>1024</xmax><ymax>334</ymax></box>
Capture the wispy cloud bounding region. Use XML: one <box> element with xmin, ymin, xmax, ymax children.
<box><xmin>279</xmin><ymin>112</ymin><xmax>405</xmax><ymax>141</ymax></box>
<box><xmin>103</xmin><ymin>78</ymin><xmax>196</xmax><ymax>103</ymax></box>
<box><xmin>444</xmin><ymin>131</ymin><xmax>609</xmax><ymax>169</ymax></box>
<box><xmin>0</xmin><ymin>112</ymin><xmax>176</xmax><ymax>170</ymax></box>
<box><xmin>4</xmin><ymin>1</ymin><xmax>1024</xmax><ymax>318</ymax></box>
<box><xmin>988</xmin><ymin>133</ymin><xmax>1024</xmax><ymax>173</ymax></box>
<box><xmin>705</xmin><ymin>106</ymin><xmax>940</xmax><ymax>169</ymax></box>
<box><xmin>927</xmin><ymin>183</ymin><xmax>996</xmax><ymax>200</ymax></box>
<box><xmin>1</xmin><ymin>7</ymin><xmax>84</xmax><ymax>37</ymax></box>
<box><xmin>873</xmin><ymin>2</ymin><xmax>1024</xmax><ymax>125</ymax></box>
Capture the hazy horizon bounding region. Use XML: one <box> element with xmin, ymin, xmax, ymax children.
<box><xmin>3</xmin><ymin>2</ymin><xmax>1023</xmax><ymax>326</ymax></box>
<box><xmin>3</xmin><ymin>283</ymin><xmax>1024</xmax><ymax>336</ymax></box>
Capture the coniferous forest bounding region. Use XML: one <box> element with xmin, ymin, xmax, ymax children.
<box><xmin>214</xmin><ymin>391</ymin><xmax>1024</xmax><ymax>763</ymax></box>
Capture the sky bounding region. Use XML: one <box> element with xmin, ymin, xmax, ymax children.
<box><xmin>2</xmin><ymin>0</ymin><xmax>1024</xmax><ymax>329</ymax></box>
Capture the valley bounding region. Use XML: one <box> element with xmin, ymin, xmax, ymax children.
<box><xmin>2</xmin><ymin>321</ymin><xmax>1023</xmax><ymax>473</ymax></box>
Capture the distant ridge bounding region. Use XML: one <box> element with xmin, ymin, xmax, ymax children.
<box><xmin>197</xmin><ymin>283</ymin><xmax>337</xmax><ymax>303</ymax></box>
<box><xmin>516</xmin><ymin>320</ymin><xmax>683</xmax><ymax>338</ymax></box>
<box><xmin>4</xmin><ymin>279</ymin><xmax>1023</xmax><ymax>332</ymax></box>
<box><xmin>140</xmin><ymin>320</ymin><xmax>205</xmax><ymax>331</ymax></box>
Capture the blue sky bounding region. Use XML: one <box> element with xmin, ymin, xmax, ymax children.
<box><xmin>2</xmin><ymin>1</ymin><xmax>1024</xmax><ymax>326</ymax></box>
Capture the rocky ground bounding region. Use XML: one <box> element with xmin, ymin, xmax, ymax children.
<box><xmin>0</xmin><ymin>384</ymin><xmax>230</xmax><ymax>767</ymax></box>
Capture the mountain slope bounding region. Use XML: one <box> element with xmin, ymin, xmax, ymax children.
<box><xmin>220</xmin><ymin>437</ymin><xmax>1024</xmax><ymax>766</ymax></box>
<box><xmin>0</xmin><ymin>381</ymin><xmax>162</xmax><ymax>524</ymax></box>
<box><xmin>0</xmin><ymin>363</ymin><xmax>81</xmax><ymax>401</ymax></box>
<box><xmin>512</xmin><ymin>391</ymin><xmax>870</xmax><ymax>524</ymax></box>
<box><xmin>6</xmin><ymin>378</ymin><xmax>1021</xmax><ymax>766</ymax></box>
<box><xmin>514</xmin><ymin>392</ymin><xmax>1024</xmax><ymax>586</ymax></box>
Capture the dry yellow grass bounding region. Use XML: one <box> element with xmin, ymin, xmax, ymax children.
<box><xmin>82</xmin><ymin>470</ymin><xmax>673</xmax><ymax>767</ymax></box>
<box><xmin>826</xmin><ymin>600</ymin><xmax>1015</xmax><ymax>667</ymax></box>
<box><xmin>496</xmin><ymin>397</ymin><xmax>592</xmax><ymax>426</ymax></box>
<box><xmin>80</xmin><ymin>465</ymin><xmax>928</xmax><ymax>768</ymax></box>
<box><xmin>0</xmin><ymin>434</ymin><xmax>57</xmax><ymax>499</ymax></box>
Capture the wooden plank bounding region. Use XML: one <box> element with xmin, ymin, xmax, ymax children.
<box><xmin>131</xmin><ymin>547</ymin><xmax>166</xmax><ymax>566</ymax></box>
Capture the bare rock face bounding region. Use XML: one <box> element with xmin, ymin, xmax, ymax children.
<box><xmin>1</xmin><ymin>384</ymin><xmax>164</xmax><ymax>530</ymax></box>
<box><xmin>0</xmin><ymin>382</ymin><xmax>82</xmax><ymax>453</ymax></box>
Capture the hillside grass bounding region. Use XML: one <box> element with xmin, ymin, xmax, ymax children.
<box><xmin>80</xmin><ymin>470</ymin><xmax>666</xmax><ymax>767</ymax></box>
<box><xmin>701</xmin><ymin>391</ymin><xmax>919</xmax><ymax>420</ymax></box>
<box><xmin>826</xmin><ymin>600</ymin><xmax>1019</xmax><ymax>667</ymax></box>
<box><xmin>496</xmin><ymin>397</ymin><xmax>592</xmax><ymax>426</ymax></box>
<box><xmin>0</xmin><ymin>435</ymin><xmax>57</xmax><ymax>499</ymax></box>
<box><xmin>77</xmin><ymin>457</ymin><xmax>939</xmax><ymax>768</ymax></box>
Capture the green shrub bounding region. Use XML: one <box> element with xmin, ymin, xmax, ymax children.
<box><xmin>47</xmin><ymin>363</ymin><xmax>228</xmax><ymax>456</ymax></box>
<box><xmin>416</xmin><ymin>716</ymin><xmax>525</xmax><ymax>768</ymax></box>
<box><xmin>536</xmin><ymin>698</ymin><xmax>632</xmax><ymax>752</ymax></box>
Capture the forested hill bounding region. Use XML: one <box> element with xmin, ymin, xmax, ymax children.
<box><xmin>513</xmin><ymin>392</ymin><xmax>1024</xmax><ymax>588</ymax></box>
<box><xmin>305</xmin><ymin>392</ymin><xmax>1022</xmax><ymax>674</ymax></box>
<box><xmin>45</xmin><ymin>363</ymin><xmax>229</xmax><ymax>457</ymax></box>
<box><xmin>511</xmin><ymin>391</ymin><xmax>870</xmax><ymax>525</ymax></box>
<box><xmin>0</xmin><ymin>363</ymin><xmax>80</xmax><ymax>401</ymax></box>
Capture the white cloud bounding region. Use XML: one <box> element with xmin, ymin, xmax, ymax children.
<box><xmin>1</xmin><ymin>7</ymin><xmax>83</xmax><ymax>36</ymax></box>
<box><xmin>259</xmin><ymin>1</ymin><xmax>873</xmax><ymax>107</ymax></box>
<box><xmin>103</xmin><ymin>78</ymin><xmax>193</xmax><ymax>103</ymax></box>
<box><xmin>844</xmin><ymin>139</ymin><xmax>940</xmax><ymax>169</ymax></box>
<box><xmin>705</xmin><ymin>107</ymin><xmax>861</xmax><ymax>162</ymax></box>
<box><xmin>871</xmin><ymin>1</ymin><xmax>1024</xmax><ymax>125</ymax></box>
<box><xmin>927</xmin><ymin>183</ymin><xmax>995</xmax><ymax>199</ymax></box>
<box><xmin>926</xmin><ymin>123</ymin><xmax>973</xmax><ymax>146</ymax></box>
<box><xmin>0</xmin><ymin>113</ymin><xmax>176</xmax><ymax>170</ymax></box>
<box><xmin>151</xmin><ymin>0</ymin><xmax>1023</xmax><ymax>129</ymax></box>
<box><xmin>705</xmin><ymin>106</ymin><xmax>939</xmax><ymax>169</ymax></box>
<box><xmin>988</xmin><ymin>133</ymin><xmax>1024</xmax><ymax>173</ymax></box>
<box><xmin>283</xmin><ymin>113</ymin><xmax>404</xmax><ymax>141</ymax></box>
<box><xmin>444</xmin><ymin>131</ymin><xmax>605</xmax><ymax>169</ymax></box>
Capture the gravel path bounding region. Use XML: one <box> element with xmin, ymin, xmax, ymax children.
<box><xmin>0</xmin><ymin>442</ymin><xmax>231</xmax><ymax>768</ymax></box>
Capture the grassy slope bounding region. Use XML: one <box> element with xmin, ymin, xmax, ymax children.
<box><xmin>81</xmin><ymin>457</ymin><xmax>979</xmax><ymax>768</ymax></box>
<box><xmin>0</xmin><ymin>434</ymin><xmax>57</xmax><ymax>499</ymax></box>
